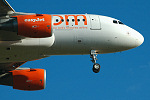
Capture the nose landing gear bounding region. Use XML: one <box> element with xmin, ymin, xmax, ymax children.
<box><xmin>90</xmin><ymin>50</ymin><xmax>100</xmax><ymax>73</ymax></box>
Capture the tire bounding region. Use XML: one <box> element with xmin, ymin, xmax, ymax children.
<box><xmin>92</xmin><ymin>63</ymin><xmax>100</xmax><ymax>73</ymax></box>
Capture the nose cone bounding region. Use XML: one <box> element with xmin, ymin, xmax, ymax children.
<box><xmin>135</xmin><ymin>31</ymin><xmax>144</xmax><ymax>47</ymax></box>
<box><xmin>129</xmin><ymin>28</ymin><xmax>144</xmax><ymax>47</ymax></box>
<box><xmin>115</xmin><ymin>26</ymin><xmax>144</xmax><ymax>52</ymax></box>
<box><xmin>121</xmin><ymin>25</ymin><xmax>144</xmax><ymax>49</ymax></box>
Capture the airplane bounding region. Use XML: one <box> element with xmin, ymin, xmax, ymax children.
<box><xmin>0</xmin><ymin>0</ymin><xmax>144</xmax><ymax>91</ymax></box>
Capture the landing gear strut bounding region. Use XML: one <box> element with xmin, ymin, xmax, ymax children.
<box><xmin>90</xmin><ymin>50</ymin><xmax>100</xmax><ymax>73</ymax></box>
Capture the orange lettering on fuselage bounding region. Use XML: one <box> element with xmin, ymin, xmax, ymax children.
<box><xmin>53</xmin><ymin>15</ymin><xmax>87</xmax><ymax>26</ymax></box>
<box><xmin>53</xmin><ymin>15</ymin><xmax>64</xmax><ymax>25</ymax></box>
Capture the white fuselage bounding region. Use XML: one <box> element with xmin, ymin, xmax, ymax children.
<box><xmin>0</xmin><ymin>14</ymin><xmax>144</xmax><ymax>62</ymax></box>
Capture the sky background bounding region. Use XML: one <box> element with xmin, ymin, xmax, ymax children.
<box><xmin>0</xmin><ymin>0</ymin><xmax>149</xmax><ymax>100</ymax></box>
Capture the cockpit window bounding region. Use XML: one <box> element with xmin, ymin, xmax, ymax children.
<box><xmin>113</xmin><ymin>20</ymin><xmax>118</xmax><ymax>24</ymax></box>
<box><xmin>113</xmin><ymin>20</ymin><xmax>124</xmax><ymax>25</ymax></box>
<box><xmin>118</xmin><ymin>21</ymin><xmax>124</xmax><ymax>25</ymax></box>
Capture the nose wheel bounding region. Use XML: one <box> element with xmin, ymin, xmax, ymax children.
<box><xmin>93</xmin><ymin>63</ymin><xmax>100</xmax><ymax>73</ymax></box>
<box><xmin>90</xmin><ymin>50</ymin><xmax>100</xmax><ymax>73</ymax></box>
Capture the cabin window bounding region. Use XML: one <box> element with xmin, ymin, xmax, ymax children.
<box><xmin>61</xmin><ymin>19</ymin><xmax>64</xmax><ymax>22</ymax></box>
<box><xmin>67</xmin><ymin>19</ymin><xmax>69</xmax><ymax>22</ymax></box>
<box><xmin>72</xmin><ymin>19</ymin><xmax>75</xmax><ymax>22</ymax></box>
<box><xmin>56</xmin><ymin>19</ymin><xmax>59</xmax><ymax>22</ymax></box>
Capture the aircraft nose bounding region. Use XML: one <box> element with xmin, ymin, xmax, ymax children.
<box><xmin>129</xmin><ymin>29</ymin><xmax>144</xmax><ymax>47</ymax></box>
<box><xmin>135</xmin><ymin>32</ymin><xmax>144</xmax><ymax>46</ymax></box>
<box><xmin>118</xmin><ymin>26</ymin><xmax>144</xmax><ymax>51</ymax></box>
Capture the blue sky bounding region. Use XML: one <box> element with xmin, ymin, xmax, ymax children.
<box><xmin>0</xmin><ymin>0</ymin><xmax>149</xmax><ymax>100</ymax></box>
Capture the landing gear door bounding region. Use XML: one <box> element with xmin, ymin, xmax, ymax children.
<box><xmin>90</xmin><ymin>15</ymin><xmax>101</xmax><ymax>30</ymax></box>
